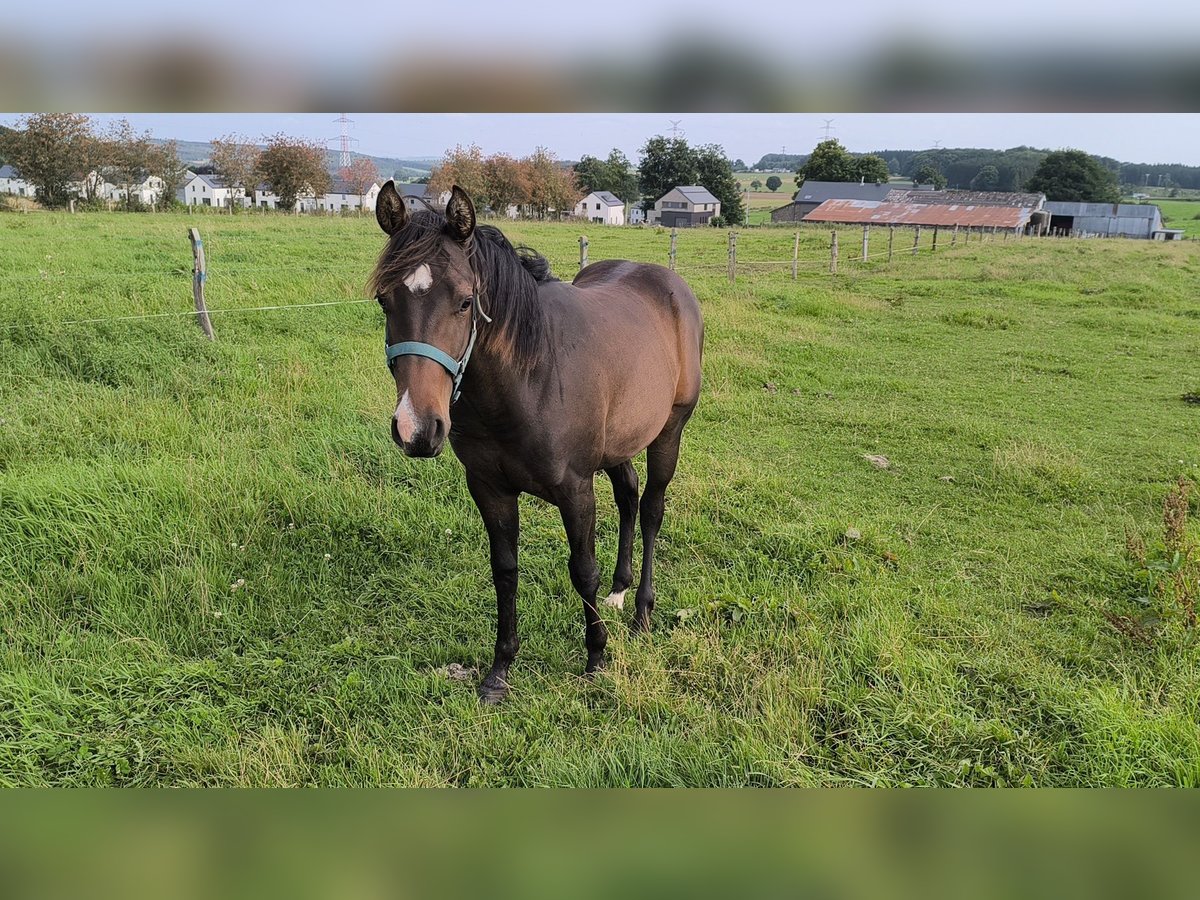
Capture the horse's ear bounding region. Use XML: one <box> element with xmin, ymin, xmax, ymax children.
<box><xmin>376</xmin><ymin>180</ymin><xmax>407</xmax><ymax>235</ymax></box>
<box><xmin>445</xmin><ymin>185</ymin><xmax>476</xmax><ymax>242</ymax></box>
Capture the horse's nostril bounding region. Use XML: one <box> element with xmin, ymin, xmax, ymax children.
<box><xmin>432</xmin><ymin>416</ymin><xmax>447</xmax><ymax>443</ymax></box>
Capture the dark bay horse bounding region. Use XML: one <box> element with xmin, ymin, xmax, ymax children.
<box><xmin>370</xmin><ymin>181</ymin><xmax>703</xmax><ymax>703</ymax></box>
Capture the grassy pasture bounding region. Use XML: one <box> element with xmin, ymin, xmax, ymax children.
<box><xmin>1</xmin><ymin>211</ymin><xmax>1199</xmax><ymax>786</ymax></box>
<box><xmin>1154</xmin><ymin>199</ymin><xmax>1200</xmax><ymax>238</ymax></box>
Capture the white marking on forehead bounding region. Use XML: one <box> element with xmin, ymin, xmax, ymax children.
<box><xmin>402</xmin><ymin>263</ymin><xmax>434</xmax><ymax>294</ymax></box>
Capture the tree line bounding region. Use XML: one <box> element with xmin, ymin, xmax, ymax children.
<box><xmin>0</xmin><ymin>114</ymin><xmax>354</xmax><ymax>211</ymax></box>
<box><xmin>428</xmin><ymin>137</ymin><xmax>747</xmax><ymax>225</ymax></box>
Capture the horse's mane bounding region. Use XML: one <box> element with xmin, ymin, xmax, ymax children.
<box><xmin>369</xmin><ymin>210</ymin><xmax>555</xmax><ymax>372</ymax></box>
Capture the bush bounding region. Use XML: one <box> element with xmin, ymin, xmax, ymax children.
<box><xmin>710</xmin><ymin>215</ymin><xmax>726</xmax><ymax>228</ymax></box>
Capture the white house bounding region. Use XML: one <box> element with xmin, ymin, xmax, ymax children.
<box><xmin>629</xmin><ymin>206</ymin><xmax>646</xmax><ymax>225</ymax></box>
<box><xmin>0</xmin><ymin>165</ymin><xmax>35</xmax><ymax>197</ymax></box>
<box><xmin>574</xmin><ymin>191</ymin><xmax>625</xmax><ymax>225</ymax></box>
<box><xmin>649</xmin><ymin>185</ymin><xmax>720</xmax><ymax>227</ymax></box>
<box><xmin>396</xmin><ymin>183</ymin><xmax>451</xmax><ymax>212</ymax></box>
<box><xmin>253</xmin><ymin>184</ymin><xmax>281</xmax><ymax>210</ymax></box>
<box><xmin>183</xmin><ymin>173</ymin><xmax>247</xmax><ymax>208</ymax></box>
<box><xmin>317</xmin><ymin>179</ymin><xmax>381</xmax><ymax>213</ymax></box>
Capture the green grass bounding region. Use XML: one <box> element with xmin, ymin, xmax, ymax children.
<box><xmin>2</xmin><ymin>210</ymin><xmax>1199</xmax><ymax>786</ymax></box>
<box><xmin>1153</xmin><ymin>199</ymin><xmax>1200</xmax><ymax>238</ymax></box>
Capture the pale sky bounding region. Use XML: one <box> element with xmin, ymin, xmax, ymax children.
<box><xmin>11</xmin><ymin>113</ymin><xmax>1200</xmax><ymax>167</ymax></box>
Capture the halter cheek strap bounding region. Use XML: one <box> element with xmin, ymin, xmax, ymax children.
<box><xmin>384</xmin><ymin>294</ymin><xmax>491</xmax><ymax>404</ymax></box>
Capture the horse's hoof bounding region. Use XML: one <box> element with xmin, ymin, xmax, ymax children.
<box><xmin>584</xmin><ymin>654</ymin><xmax>606</xmax><ymax>675</ymax></box>
<box><xmin>603</xmin><ymin>590</ymin><xmax>627</xmax><ymax>610</ymax></box>
<box><xmin>477</xmin><ymin>674</ymin><xmax>510</xmax><ymax>705</ymax></box>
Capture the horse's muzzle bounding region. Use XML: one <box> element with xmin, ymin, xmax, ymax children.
<box><xmin>391</xmin><ymin>416</ymin><xmax>446</xmax><ymax>458</ymax></box>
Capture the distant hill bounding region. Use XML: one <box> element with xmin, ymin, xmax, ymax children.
<box><xmin>152</xmin><ymin>138</ymin><xmax>435</xmax><ymax>181</ymax></box>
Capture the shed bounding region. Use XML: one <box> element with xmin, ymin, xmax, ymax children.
<box><xmin>771</xmin><ymin>180</ymin><xmax>895</xmax><ymax>223</ymax></box>
<box><xmin>1041</xmin><ymin>202</ymin><xmax>1164</xmax><ymax>238</ymax></box>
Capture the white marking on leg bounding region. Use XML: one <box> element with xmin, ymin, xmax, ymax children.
<box><xmin>393</xmin><ymin>390</ymin><xmax>417</xmax><ymax>443</ymax></box>
<box><xmin>402</xmin><ymin>263</ymin><xmax>433</xmax><ymax>294</ymax></box>
<box><xmin>603</xmin><ymin>590</ymin><xmax>626</xmax><ymax>610</ymax></box>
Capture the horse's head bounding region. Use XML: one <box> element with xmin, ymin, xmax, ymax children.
<box><xmin>373</xmin><ymin>181</ymin><xmax>479</xmax><ymax>458</ymax></box>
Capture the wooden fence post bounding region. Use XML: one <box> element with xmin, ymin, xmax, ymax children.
<box><xmin>792</xmin><ymin>231</ymin><xmax>800</xmax><ymax>280</ymax></box>
<box><xmin>669</xmin><ymin>228</ymin><xmax>677</xmax><ymax>271</ymax></box>
<box><xmin>727</xmin><ymin>231</ymin><xmax>738</xmax><ymax>284</ymax></box>
<box><xmin>932</xmin><ymin>225</ymin><xmax>939</xmax><ymax>252</ymax></box>
<box><xmin>912</xmin><ymin>226</ymin><xmax>920</xmax><ymax>256</ymax></box>
<box><xmin>861</xmin><ymin>224</ymin><xmax>869</xmax><ymax>262</ymax></box>
<box><xmin>830</xmin><ymin>230</ymin><xmax>839</xmax><ymax>275</ymax></box>
<box><xmin>952</xmin><ymin>224</ymin><xmax>959</xmax><ymax>247</ymax></box>
<box><xmin>69</xmin><ymin>199</ymin><xmax>76</xmax><ymax>214</ymax></box>
<box><xmin>579</xmin><ymin>234</ymin><xmax>588</xmax><ymax>270</ymax></box>
<box><xmin>888</xmin><ymin>226</ymin><xmax>895</xmax><ymax>262</ymax></box>
<box><xmin>188</xmin><ymin>228</ymin><xmax>215</xmax><ymax>341</ymax></box>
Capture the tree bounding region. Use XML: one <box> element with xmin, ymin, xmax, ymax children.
<box><xmin>637</xmin><ymin>136</ymin><xmax>698</xmax><ymax>212</ymax></box>
<box><xmin>150</xmin><ymin>140</ymin><xmax>189</xmax><ymax>208</ymax></box>
<box><xmin>694</xmin><ymin>143</ymin><xmax>745</xmax><ymax>225</ymax></box>
<box><xmin>427</xmin><ymin>143</ymin><xmax>486</xmax><ymax>199</ymax></box>
<box><xmin>574</xmin><ymin>149</ymin><xmax>638</xmax><ymax>204</ymax></box>
<box><xmin>732</xmin><ymin>158</ymin><xmax>747</xmax><ymax>171</ymax></box>
<box><xmin>970</xmin><ymin>165</ymin><xmax>1000</xmax><ymax>191</ymax></box>
<box><xmin>913</xmin><ymin>163</ymin><xmax>947</xmax><ymax>190</ymax></box>
<box><xmin>750</xmin><ymin>179</ymin><xmax>762</xmax><ymax>191</ymax></box>
<box><xmin>256</xmin><ymin>134</ymin><xmax>330</xmax><ymax>211</ymax></box>
<box><xmin>522</xmin><ymin>146</ymin><xmax>580</xmax><ymax>219</ymax></box>
<box><xmin>795</xmin><ymin>139</ymin><xmax>853</xmax><ymax>186</ymax></box>
<box><xmin>341</xmin><ymin>157</ymin><xmax>379</xmax><ymax>209</ymax></box>
<box><xmin>1024</xmin><ymin>149</ymin><xmax>1120</xmax><ymax>203</ymax></box>
<box><xmin>0</xmin><ymin>113</ymin><xmax>95</xmax><ymax>207</ymax></box>
<box><xmin>851</xmin><ymin>154</ymin><xmax>890</xmax><ymax>185</ymax></box>
<box><xmin>210</xmin><ymin>133</ymin><xmax>260</xmax><ymax>212</ymax></box>
<box><xmin>481</xmin><ymin>153</ymin><xmax>531</xmax><ymax>215</ymax></box>
<box><xmin>766</xmin><ymin>175</ymin><xmax>782</xmax><ymax>192</ymax></box>
<box><xmin>104</xmin><ymin>118</ymin><xmax>155</xmax><ymax>210</ymax></box>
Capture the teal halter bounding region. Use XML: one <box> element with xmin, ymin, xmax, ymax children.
<box><xmin>384</xmin><ymin>293</ymin><xmax>491</xmax><ymax>404</ymax></box>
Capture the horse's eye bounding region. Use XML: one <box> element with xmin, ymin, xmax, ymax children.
<box><xmin>376</xmin><ymin>295</ymin><xmax>385</xmax><ymax>306</ymax></box>
<box><xmin>459</xmin><ymin>297</ymin><xmax>473</xmax><ymax>312</ymax></box>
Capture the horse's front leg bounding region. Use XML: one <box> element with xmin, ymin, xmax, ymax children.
<box><xmin>557</xmin><ymin>478</ymin><xmax>606</xmax><ymax>674</ymax></box>
<box><xmin>466</xmin><ymin>473</ymin><xmax>520</xmax><ymax>705</ymax></box>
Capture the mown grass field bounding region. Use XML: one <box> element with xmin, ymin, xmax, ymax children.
<box><xmin>2</xmin><ymin>211</ymin><xmax>1198</xmax><ymax>786</ymax></box>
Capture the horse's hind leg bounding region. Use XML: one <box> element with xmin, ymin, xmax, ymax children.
<box><xmin>603</xmin><ymin>461</ymin><xmax>639</xmax><ymax>610</ymax></box>
<box><xmin>633</xmin><ymin>412</ymin><xmax>691</xmax><ymax>633</ymax></box>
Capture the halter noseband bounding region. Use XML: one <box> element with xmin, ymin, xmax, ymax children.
<box><xmin>384</xmin><ymin>292</ymin><xmax>492</xmax><ymax>404</ymax></box>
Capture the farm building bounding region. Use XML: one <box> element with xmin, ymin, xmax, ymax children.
<box><xmin>804</xmin><ymin>199</ymin><xmax>1037</xmax><ymax>230</ymax></box>
<box><xmin>802</xmin><ymin>189</ymin><xmax>1046</xmax><ymax>231</ymax></box>
<box><xmin>0</xmin><ymin>165</ymin><xmax>34</xmax><ymax>197</ymax></box>
<box><xmin>649</xmin><ymin>186</ymin><xmax>720</xmax><ymax>227</ymax></box>
<box><xmin>574</xmin><ymin>191</ymin><xmax>625</xmax><ymax>225</ymax></box>
<box><xmin>1042</xmin><ymin>201</ymin><xmax>1170</xmax><ymax>239</ymax></box>
<box><xmin>771</xmin><ymin>180</ymin><xmax>899</xmax><ymax>223</ymax></box>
